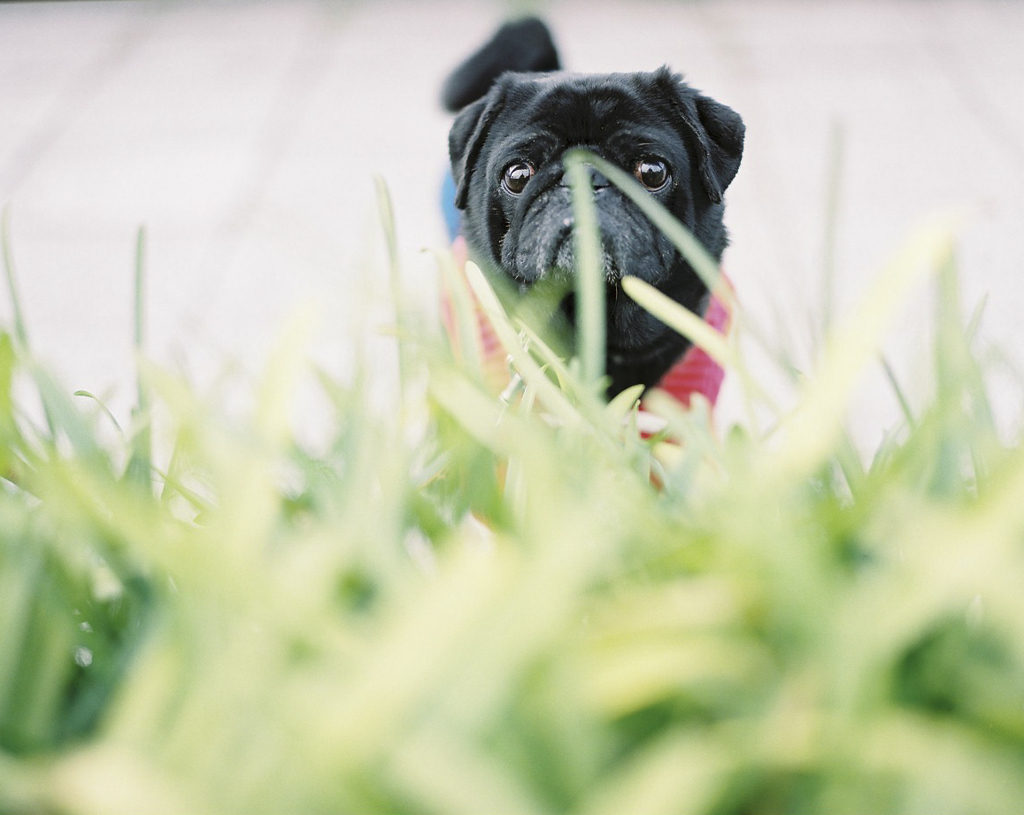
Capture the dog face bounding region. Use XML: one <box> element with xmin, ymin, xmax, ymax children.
<box><xmin>449</xmin><ymin>67</ymin><xmax>744</xmax><ymax>395</ymax></box>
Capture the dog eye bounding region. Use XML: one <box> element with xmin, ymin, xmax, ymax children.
<box><xmin>501</xmin><ymin>161</ymin><xmax>534</xmax><ymax>195</ymax></box>
<box><xmin>635</xmin><ymin>158</ymin><xmax>670</xmax><ymax>191</ymax></box>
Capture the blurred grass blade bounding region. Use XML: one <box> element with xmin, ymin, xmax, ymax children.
<box><xmin>125</xmin><ymin>226</ymin><xmax>152</xmax><ymax>489</ymax></box>
<box><xmin>133</xmin><ymin>227</ymin><xmax>146</xmax><ymax>357</ymax></box>
<box><xmin>606</xmin><ymin>383</ymin><xmax>645</xmax><ymax>424</ymax></box>
<box><xmin>772</xmin><ymin>211</ymin><xmax>962</xmax><ymax>479</ymax></box>
<box><xmin>462</xmin><ymin>261</ymin><xmax>581</xmax><ymax>427</ymax></box>
<box><xmin>0</xmin><ymin>332</ymin><xmax>17</xmax><ymax>481</ymax></box>
<box><xmin>255</xmin><ymin>306</ymin><xmax>316</xmax><ymax>448</ymax></box>
<box><xmin>578</xmin><ymin>153</ymin><xmax>732</xmax><ymax>309</ymax></box>
<box><xmin>935</xmin><ymin>247</ymin><xmax>965</xmax><ymax>405</ymax></box>
<box><xmin>375</xmin><ymin>175</ymin><xmax>411</xmax><ymax>415</ymax></box>
<box><xmin>0</xmin><ymin>335</ymin><xmax>12</xmax><ymax>423</ymax></box>
<box><xmin>28</xmin><ymin>363</ymin><xmax>102</xmax><ymax>462</ymax></box>
<box><xmin>965</xmin><ymin>293</ymin><xmax>988</xmax><ymax>342</ymax></box>
<box><xmin>582</xmin><ymin>732</ymin><xmax>729</xmax><ymax>815</ymax></box>
<box><xmin>430</xmin><ymin>368</ymin><xmax>518</xmax><ymax>455</ymax></box>
<box><xmin>513</xmin><ymin>319</ymin><xmax>574</xmax><ymax>393</ymax></box>
<box><xmin>375</xmin><ymin>176</ymin><xmax>399</xmax><ymax>293</ymax></box>
<box><xmin>2</xmin><ymin>207</ymin><xmax>56</xmax><ymax>439</ymax></box>
<box><xmin>434</xmin><ymin>247</ymin><xmax>485</xmax><ymax>379</ymax></box>
<box><xmin>619</xmin><ymin>276</ymin><xmax>777</xmax><ymax>422</ymax></box>
<box><xmin>820</xmin><ymin>119</ymin><xmax>846</xmax><ymax>337</ymax></box>
<box><xmin>389</xmin><ymin>730</ymin><xmax>548</xmax><ymax>815</ymax></box>
<box><xmin>620</xmin><ymin>277</ymin><xmax>733</xmax><ymax>369</ymax></box>
<box><xmin>880</xmin><ymin>355</ymin><xmax>915</xmax><ymax>428</ymax></box>
<box><xmin>564</xmin><ymin>150</ymin><xmax>606</xmax><ymax>389</ymax></box>
<box><xmin>2</xmin><ymin>206</ymin><xmax>29</xmax><ymax>349</ymax></box>
<box><xmin>1</xmin><ymin>181</ymin><xmax>1022</xmax><ymax>815</ymax></box>
<box><xmin>74</xmin><ymin>390</ymin><xmax>125</xmax><ymax>435</ymax></box>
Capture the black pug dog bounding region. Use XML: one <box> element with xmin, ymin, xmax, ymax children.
<box><xmin>443</xmin><ymin>18</ymin><xmax>744</xmax><ymax>399</ymax></box>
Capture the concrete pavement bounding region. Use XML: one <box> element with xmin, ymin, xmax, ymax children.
<box><xmin>1</xmin><ymin>0</ymin><xmax>1022</xmax><ymax>444</ymax></box>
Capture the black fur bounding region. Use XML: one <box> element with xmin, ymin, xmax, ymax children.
<box><xmin>445</xmin><ymin>19</ymin><xmax>744</xmax><ymax>397</ymax></box>
<box><xmin>442</xmin><ymin>18</ymin><xmax>560</xmax><ymax>112</ymax></box>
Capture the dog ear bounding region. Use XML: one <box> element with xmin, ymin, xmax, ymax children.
<box><xmin>693</xmin><ymin>94</ymin><xmax>745</xmax><ymax>202</ymax></box>
<box><xmin>449</xmin><ymin>84</ymin><xmax>508</xmax><ymax>210</ymax></box>
<box><xmin>657</xmin><ymin>69</ymin><xmax>745</xmax><ymax>205</ymax></box>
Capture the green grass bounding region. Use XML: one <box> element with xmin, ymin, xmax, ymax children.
<box><xmin>1</xmin><ymin>171</ymin><xmax>1023</xmax><ymax>815</ymax></box>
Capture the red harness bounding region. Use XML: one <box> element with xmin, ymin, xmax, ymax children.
<box><xmin>650</xmin><ymin>288</ymin><xmax>731</xmax><ymax>408</ymax></box>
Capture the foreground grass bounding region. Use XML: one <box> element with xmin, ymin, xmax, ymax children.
<box><xmin>1</xmin><ymin>198</ymin><xmax>1023</xmax><ymax>814</ymax></box>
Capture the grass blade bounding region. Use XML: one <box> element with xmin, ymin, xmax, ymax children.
<box><xmin>771</xmin><ymin>211</ymin><xmax>962</xmax><ymax>480</ymax></box>
<box><xmin>125</xmin><ymin>226</ymin><xmax>152</xmax><ymax>489</ymax></box>
<box><xmin>564</xmin><ymin>150</ymin><xmax>606</xmax><ymax>389</ymax></box>
<box><xmin>375</xmin><ymin>176</ymin><xmax>411</xmax><ymax>415</ymax></box>
<box><xmin>576</xmin><ymin>153</ymin><xmax>733</xmax><ymax>310</ymax></box>
<box><xmin>880</xmin><ymin>355</ymin><xmax>915</xmax><ymax>429</ymax></box>
<box><xmin>74</xmin><ymin>390</ymin><xmax>124</xmax><ymax>435</ymax></box>
<box><xmin>1</xmin><ymin>207</ymin><xmax>29</xmax><ymax>349</ymax></box>
<box><xmin>820</xmin><ymin>119</ymin><xmax>846</xmax><ymax>337</ymax></box>
<box><xmin>2</xmin><ymin>207</ymin><xmax>57</xmax><ymax>440</ymax></box>
<box><xmin>620</xmin><ymin>276</ymin><xmax>734</xmax><ymax>370</ymax></box>
<box><xmin>462</xmin><ymin>261</ymin><xmax>581</xmax><ymax>427</ymax></box>
<box><xmin>435</xmin><ymin>247</ymin><xmax>485</xmax><ymax>380</ymax></box>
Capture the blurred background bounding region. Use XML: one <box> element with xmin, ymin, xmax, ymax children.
<box><xmin>1</xmin><ymin>0</ymin><xmax>1021</xmax><ymax>445</ymax></box>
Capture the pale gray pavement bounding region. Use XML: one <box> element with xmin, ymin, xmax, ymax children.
<box><xmin>1</xmin><ymin>0</ymin><xmax>1022</xmax><ymax>446</ymax></box>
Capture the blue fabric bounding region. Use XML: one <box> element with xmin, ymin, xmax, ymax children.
<box><xmin>441</xmin><ymin>170</ymin><xmax>462</xmax><ymax>242</ymax></box>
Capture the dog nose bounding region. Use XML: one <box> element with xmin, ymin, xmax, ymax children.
<box><xmin>560</xmin><ymin>166</ymin><xmax>610</xmax><ymax>190</ymax></box>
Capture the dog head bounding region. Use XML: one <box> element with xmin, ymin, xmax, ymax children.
<box><xmin>448</xmin><ymin>67</ymin><xmax>744</xmax><ymax>395</ymax></box>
